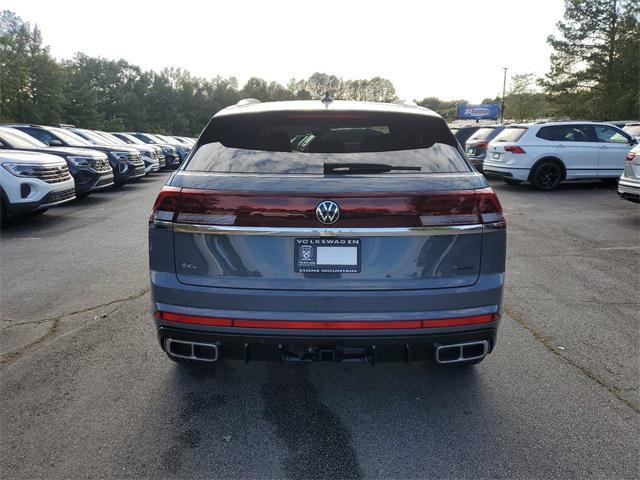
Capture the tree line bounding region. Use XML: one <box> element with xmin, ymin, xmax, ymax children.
<box><xmin>1</xmin><ymin>1</ymin><xmax>638</xmax><ymax>135</ymax></box>
<box><xmin>0</xmin><ymin>11</ymin><xmax>399</xmax><ymax>136</ymax></box>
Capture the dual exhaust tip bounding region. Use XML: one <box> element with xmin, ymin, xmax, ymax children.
<box><xmin>166</xmin><ymin>338</ymin><xmax>219</xmax><ymax>362</ymax></box>
<box><xmin>435</xmin><ymin>340</ymin><xmax>488</xmax><ymax>364</ymax></box>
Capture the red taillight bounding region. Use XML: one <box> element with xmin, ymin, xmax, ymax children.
<box><xmin>150</xmin><ymin>187</ymin><xmax>504</xmax><ymax>227</ymax></box>
<box><xmin>476</xmin><ymin>142</ymin><xmax>489</xmax><ymax>149</ymax></box>
<box><xmin>150</xmin><ymin>185</ymin><xmax>181</xmax><ymax>222</ymax></box>
<box><xmin>154</xmin><ymin>311</ymin><xmax>233</xmax><ymax>327</ymax></box>
<box><xmin>476</xmin><ymin>187</ymin><xmax>505</xmax><ymax>224</ymax></box>
<box><xmin>626</xmin><ymin>151</ymin><xmax>636</xmax><ymax>162</ymax></box>
<box><xmin>504</xmin><ymin>146</ymin><xmax>526</xmax><ymax>154</ymax></box>
<box><xmin>154</xmin><ymin>311</ymin><xmax>499</xmax><ymax>329</ymax></box>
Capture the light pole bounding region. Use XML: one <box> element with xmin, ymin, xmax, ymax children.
<box><xmin>500</xmin><ymin>67</ymin><xmax>508</xmax><ymax>123</ymax></box>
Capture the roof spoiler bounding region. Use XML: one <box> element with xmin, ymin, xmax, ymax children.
<box><xmin>236</xmin><ymin>98</ymin><xmax>261</xmax><ymax>106</ymax></box>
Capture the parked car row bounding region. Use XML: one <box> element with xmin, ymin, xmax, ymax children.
<box><xmin>452</xmin><ymin>121</ymin><xmax>638</xmax><ymax>193</ymax></box>
<box><xmin>0</xmin><ymin>124</ymin><xmax>195</xmax><ymax>220</ymax></box>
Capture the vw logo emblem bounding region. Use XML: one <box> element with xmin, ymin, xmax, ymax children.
<box><xmin>316</xmin><ymin>200</ymin><xmax>340</xmax><ymax>225</ymax></box>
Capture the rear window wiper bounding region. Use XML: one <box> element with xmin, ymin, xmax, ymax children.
<box><xmin>324</xmin><ymin>163</ymin><xmax>422</xmax><ymax>174</ymax></box>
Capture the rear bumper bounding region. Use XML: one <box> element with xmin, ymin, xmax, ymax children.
<box><xmin>618</xmin><ymin>177</ymin><xmax>640</xmax><ymax>202</ymax></box>
<box><xmin>156</xmin><ymin>324</ymin><xmax>498</xmax><ymax>363</ymax></box>
<box><xmin>483</xmin><ymin>165</ymin><xmax>530</xmax><ymax>181</ymax></box>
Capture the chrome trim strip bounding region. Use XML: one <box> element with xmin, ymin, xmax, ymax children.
<box><xmin>167</xmin><ymin>222</ymin><xmax>486</xmax><ymax>236</ymax></box>
<box><xmin>482</xmin><ymin>221</ymin><xmax>507</xmax><ymax>231</ymax></box>
<box><xmin>149</xmin><ymin>220</ymin><xmax>174</xmax><ymax>230</ymax></box>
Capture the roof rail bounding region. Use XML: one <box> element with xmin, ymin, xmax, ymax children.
<box><xmin>58</xmin><ymin>123</ymin><xmax>76</xmax><ymax>128</ymax></box>
<box><xmin>236</xmin><ymin>98</ymin><xmax>261</xmax><ymax>106</ymax></box>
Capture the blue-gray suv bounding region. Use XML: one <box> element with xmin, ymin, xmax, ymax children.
<box><xmin>149</xmin><ymin>99</ymin><xmax>506</xmax><ymax>366</ymax></box>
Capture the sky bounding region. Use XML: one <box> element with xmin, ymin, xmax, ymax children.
<box><xmin>4</xmin><ymin>0</ymin><xmax>565</xmax><ymax>103</ymax></box>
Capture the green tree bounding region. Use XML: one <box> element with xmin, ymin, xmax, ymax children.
<box><xmin>0</xmin><ymin>10</ymin><xmax>63</xmax><ymax>124</ymax></box>
<box><xmin>416</xmin><ymin>97</ymin><xmax>468</xmax><ymax>121</ymax></box>
<box><xmin>504</xmin><ymin>73</ymin><xmax>552</xmax><ymax>121</ymax></box>
<box><xmin>241</xmin><ymin>77</ymin><xmax>270</xmax><ymax>101</ymax></box>
<box><xmin>542</xmin><ymin>0</ymin><xmax>640</xmax><ymax>119</ymax></box>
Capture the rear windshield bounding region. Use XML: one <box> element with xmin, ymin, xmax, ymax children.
<box><xmin>467</xmin><ymin>127</ymin><xmax>499</xmax><ymax>143</ymax></box>
<box><xmin>492</xmin><ymin>127</ymin><xmax>528</xmax><ymax>143</ymax></box>
<box><xmin>187</xmin><ymin>111</ymin><xmax>469</xmax><ymax>174</ymax></box>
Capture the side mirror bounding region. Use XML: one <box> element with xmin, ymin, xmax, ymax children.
<box><xmin>49</xmin><ymin>139</ymin><xmax>64</xmax><ymax>147</ymax></box>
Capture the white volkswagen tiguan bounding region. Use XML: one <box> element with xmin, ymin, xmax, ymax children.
<box><xmin>1</xmin><ymin>150</ymin><xmax>76</xmax><ymax>220</ymax></box>
<box><xmin>483</xmin><ymin>122</ymin><xmax>636</xmax><ymax>190</ymax></box>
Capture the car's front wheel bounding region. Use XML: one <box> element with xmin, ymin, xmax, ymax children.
<box><xmin>530</xmin><ymin>161</ymin><xmax>563</xmax><ymax>190</ymax></box>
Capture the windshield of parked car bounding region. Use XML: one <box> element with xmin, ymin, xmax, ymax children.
<box><xmin>138</xmin><ymin>133</ymin><xmax>165</xmax><ymax>144</ymax></box>
<box><xmin>622</xmin><ymin>125</ymin><xmax>640</xmax><ymax>136</ymax></box>
<box><xmin>73</xmin><ymin>129</ymin><xmax>111</xmax><ymax>146</ymax></box>
<box><xmin>157</xmin><ymin>135</ymin><xmax>181</xmax><ymax>146</ymax></box>
<box><xmin>97</xmin><ymin>131</ymin><xmax>127</xmax><ymax>145</ymax></box>
<box><xmin>187</xmin><ymin>111</ymin><xmax>469</xmax><ymax>174</ymax></box>
<box><xmin>50</xmin><ymin>127</ymin><xmax>93</xmax><ymax>147</ymax></box>
<box><xmin>114</xmin><ymin>133</ymin><xmax>144</xmax><ymax>145</ymax></box>
<box><xmin>0</xmin><ymin>127</ymin><xmax>48</xmax><ymax>148</ymax></box>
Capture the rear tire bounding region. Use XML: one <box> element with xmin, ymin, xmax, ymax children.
<box><xmin>530</xmin><ymin>161</ymin><xmax>563</xmax><ymax>190</ymax></box>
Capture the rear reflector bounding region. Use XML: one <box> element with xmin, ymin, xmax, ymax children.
<box><xmin>155</xmin><ymin>311</ymin><xmax>499</xmax><ymax>329</ymax></box>
<box><xmin>150</xmin><ymin>186</ymin><xmax>505</xmax><ymax>228</ymax></box>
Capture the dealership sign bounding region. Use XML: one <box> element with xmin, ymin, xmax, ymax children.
<box><xmin>457</xmin><ymin>104</ymin><xmax>500</xmax><ymax>120</ymax></box>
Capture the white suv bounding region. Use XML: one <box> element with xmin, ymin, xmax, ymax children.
<box><xmin>1</xmin><ymin>150</ymin><xmax>76</xmax><ymax>220</ymax></box>
<box><xmin>618</xmin><ymin>144</ymin><xmax>640</xmax><ymax>203</ymax></box>
<box><xmin>483</xmin><ymin>122</ymin><xmax>636</xmax><ymax>190</ymax></box>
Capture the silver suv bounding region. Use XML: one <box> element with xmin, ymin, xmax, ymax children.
<box><xmin>149</xmin><ymin>99</ymin><xmax>506</xmax><ymax>366</ymax></box>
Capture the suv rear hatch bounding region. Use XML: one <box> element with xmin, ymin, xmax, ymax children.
<box><xmin>152</xmin><ymin>109</ymin><xmax>503</xmax><ymax>291</ymax></box>
<box><xmin>486</xmin><ymin>126</ymin><xmax>529</xmax><ymax>163</ymax></box>
<box><xmin>465</xmin><ymin>126</ymin><xmax>503</xmax><ymax>159</ymax></box>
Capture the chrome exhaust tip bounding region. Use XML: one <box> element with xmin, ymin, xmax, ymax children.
<box><xmin>435</xmin><ymin>340</ymin><xmax>488</xmax><ymax>364</ymax></box>
<box><xmin>166</xmin><ymin>338</ymin><xmax>219</xmax><ymax>362</ymax></box>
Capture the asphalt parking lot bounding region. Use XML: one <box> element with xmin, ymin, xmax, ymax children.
<box><xmin>1</xmin><ymin>174</ymin><xmax>638</xmax><ymax>479</ymax></box>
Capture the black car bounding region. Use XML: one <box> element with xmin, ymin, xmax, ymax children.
<box><xmin>0</xmin><ymin>126</ymin><xmax>114</xmax><ymax>196</ymax></box>
<box><xmin>114</xmin><ymin>132</ymin><xmax>180</xmax><ymax>168</ymax></box>
<box><xmin>464</xmin><ymin>125</ymin><xmax>506</xmax><ymax>172</ymax></box>
<box><xmin>10</xmin><ymin>125</ymin><xmax>145</xmax><ymax>185</ymax></box>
